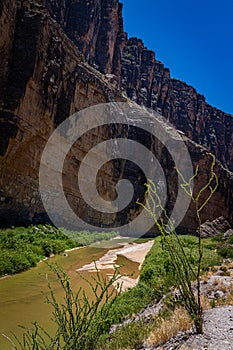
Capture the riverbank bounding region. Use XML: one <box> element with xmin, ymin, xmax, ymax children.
<box><xmin>2</xmin><ymin>233</ymin><xmax>232</xmax><ymax>350</ymax></box>
<box><xmin>77</xmin><ymin>240</ymin><xmax>154</xmax><ymax>290</ymax></box>
<box><xmin>98</xmin><ymin>236</ymin><xmax>233</xmax><ymax>349</ymax></box>
<box><xmin>0</xmin><ymin>225</ymin><xmax>119</xmax><ymax>278</ymax></box>
<box><xmin>0</xmin><ymin>238</ymin><xmax>147</xmax><ymax>350</ymax></box>
<box><xmin>0</xmin><ymin>239</ymin><xmax>82</xmax><ymax>281</ymax></box>
<box><xmin>78</xmin><ymin>240</ymin><xmax>154</xmax><ymax>271</ymax></box>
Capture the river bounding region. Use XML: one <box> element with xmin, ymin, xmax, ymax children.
<box><xmin>0</xmin><ymin>237</ymin><xmax>153</xmax><ymax>349</ymax></box>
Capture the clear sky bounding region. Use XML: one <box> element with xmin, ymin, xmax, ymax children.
<box><xmin>121</xmin><ymin>0</ymin><xmax>233</xmax><ymax>115</ymax></box>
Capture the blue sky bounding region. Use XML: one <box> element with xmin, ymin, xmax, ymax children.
<box><xmin>121</xmin><ymin>0</ymin><xmax>233</xmax><ymax>114</ymax></box>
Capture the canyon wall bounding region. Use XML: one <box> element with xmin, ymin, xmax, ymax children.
<box><xmin>44</xmin><ymin>0</ymin><xmax>127</xmax><ymax>83</ymax></box>
<box><xmin>121</xmin><ymin>37</ymin><xmax>233</xmax><ymax>171</ymax></box>
<box><xmin>0</xmin><ymin>0</ymin><xmax>232</xmax><ymax>231</ymax></box>
<box><xmin>31</xmin><ymin>1</ymin><xmax>233</xmax><ymax>172</ymax></box>
<box><xmin>0</xmin><ymin>0</ymin><xmax>125</xmax><ymax>227</ymax></box>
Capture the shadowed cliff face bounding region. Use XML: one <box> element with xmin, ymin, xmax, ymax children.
<box><xmin>121</xmin><ymin>37</ymin><xmax>233</xmax><ymax>172</ymax></box>
<box><xmin>0</xmin><ymin>0</ymin><xmax>232</xmax><ymax>231</ymax></box>
<box><xmin>45</xmin><ymin>0</ymin><xmax>233</xmax><ymax>172</ymax></box>
<box><xmin>44</xmin><ymin>0</ymin><xmax>127</xmax><ymax>82</ymax></box>
<box><xmin>0</xmin><ymin>0</ymin><xmax>125</xmax><ymax>227</ymax></box>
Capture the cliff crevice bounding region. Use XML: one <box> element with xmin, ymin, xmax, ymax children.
<box><xmin>0</xmin><ymin>0</ymin><xmax>232</xmax><ymax>231</ymax></box>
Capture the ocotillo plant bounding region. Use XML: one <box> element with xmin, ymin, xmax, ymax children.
<box><xmin>138</xmin><ymin>154</ymin><xmax>218</xmax><ymax>334</ymax></box>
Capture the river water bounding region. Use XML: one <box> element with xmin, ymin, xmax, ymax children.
<box><xmin>0</xmin><ymin>238</ymin><xmax>151</xmax><ymax>349</ymax></box>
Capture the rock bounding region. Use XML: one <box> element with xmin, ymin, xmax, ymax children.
<box><xmin>0</xmin><ymin>0</ymin><xmax>125</xmax><ymax>228</ymax></box>
<box><xmin>45</xmin><ymin>0</ymin><xmax>127</xmax><ymax>86</ymax></box>
<box><xmin>214</xmin><ymin>290</ymin><xmax>225</xmax><ymax>299</ymax></box>
<box><xmin>198</xmin><ymin>216</ymin><xmax>231</xmax><ymax>238</ymax></box>
<box><xmin>110</xmin><ymin>296</ymin><xmax>167</xmax><ymax>334</ymax></box>
<box><xmin>44</xmin><ymin>0</ymin><xmax>233</xmax><ymax>175</ymax></box>
<box><xmin>121</xmin><ymin>37</ymin><xmax>233</xmax><ymax>172</ymax></box>
<box><xmin>0</xmin><ymin>1</ymin><xmax>233</xmax><ymax>231</ymax></box>
<box><xmin>224</xmin><ymin>229</ymin><xmax>233</xmax><ymax>240</ymax></box>
<box><xmin>181</xmin><ymin>306</ymin><xmax>233</xmax><ymax>350</ymax></box>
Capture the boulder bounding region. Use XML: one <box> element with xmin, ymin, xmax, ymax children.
<box><xmin>198</xmin><ymin>216</ymin><xmax>231</xmax><ymax>238</ymax></box>
<box><xmin>224</xmin><ymin>229</ymin><xmax>233</xmax><ymax>240</ymax></box>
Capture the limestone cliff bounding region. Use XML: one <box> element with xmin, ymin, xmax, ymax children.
<box><xmin>33</xmin><ymin>1</ymin><xmax>233</xmax><ymax>174</ymax></box>
<box><xmin>0</xmin><ymin>0</ymin><xmax>125</xmax><ymax>227</ymax></box>
<box><xmin>44</xmin><ymin>0</ymin><xmax>126</xmax><ymax>83</ymax></box>
<box><xmin>0</xmin><ymin>0</ymin><xmax>232</xmax><ymax>231</ymax></box>
<box><xmin>121</xmin><ymin>37</ymin><xmax>233</xmax><ymax>172</ymax></box>
<box><xmin>115</xmin><ymin>118</ymin><xmax>233</xmax><ymax>233</ymax></box>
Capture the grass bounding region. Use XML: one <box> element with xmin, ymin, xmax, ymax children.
<box><xmin>99</xmin><ymin>305</ymin><xmax>193</xmax><ymax>350</ymax></box>
<box><xmin>98</xmin><ymin>320</ymin><xmax>153</xmax><ymax>350</ymax></box>
<box><xmin>108</xmin><ymin>235</ymin><xmax>223</xmax><ymax>325</ymax></box>
<box><xmin>3</xmin><ymin>229</ymin><xmax>231</xmax><ymax>349</ymax></box>
<box><xmin>60</xmin><ymin>228</ymin><xmax>118</xmax><ymax>246</ymax></box>
<box><xmin>75</xmin><ymin>233</ymin><xmax>224</xmax><ymax>350</ymax></box>
<box><xmin>212</xmin><ymin>232</ymin><xmax>233</xmax><ymax>259</ymax></box>
<box><xmin>147</xmin><ymin>307</ymin><xmax>193</xmax><ymax>347</ymax></box>
<box><xmin>97</xmin><ymin>234</ymin><xmax>226</xmax><ymax>349</ymax></box>
<box><xmin>138</xmin><ymin>235</ymin><xmax>222</xmax><ymax>296</ymax></box>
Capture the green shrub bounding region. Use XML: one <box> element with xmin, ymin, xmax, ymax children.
<box><xmin>109</xmin><ymin>282</ymin><xmax>156</xmax><ymax>324</ymax></box>
<box><xmin>217</xmin><ymin>245</ymin><xmax>233</xmax><ymax>259</ymax></box>
<box><xmin>0</xmin><ymin>226</ymin><xmax>117</xmax><ymax>276</ymax></box>
<box><xmin>8</xmin><ymin>265</ymin><xmax>122</xmax><ymax>350</ymax></box>
<box><xmin>227</xmin><ymin>235</ymin><xmax>233</xmax><ymax>244</ymax></box>
<box><xmin>212</xmin><ymin>233</ymin><xmax>224</xmax><ymax>241</ymax></box>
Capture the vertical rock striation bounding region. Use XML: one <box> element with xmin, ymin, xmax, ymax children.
<box><xmin>44</xmin><ymin>0</ymin><xmax>127</xmax><ymax>83</ymax></box>
<box><xmin>40</xmin><ymin>0</ymin><xmax>233</xmax><ymax>172</ymax></box>
<box><xmin>0</xmin><ymin>0</ymin><xmax>125</xmax><ymax>227</ymax></box>
<box><xmin>0</xmin><ymin>0</ymin><xmax>232</xmax><ymax>231</ymax></box>
<box><xmin>121</xmin><ymin>38</ymin><xmax>233</xmax><ymax>171</ymax></box>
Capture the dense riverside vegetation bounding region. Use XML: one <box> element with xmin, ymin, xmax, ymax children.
<box><xmin>107</xmin><ymin>234</ymin><xmax>223</xmax><ymax>324</ymax></box>
<box><xmin>213</xmin><ymin>232</ymin><xmax>233</xmax><ymax>259</ymax></box>
<box><xmin>7</xmin><ymin>233</ymin><xmax>229</xmax><ymax>349</ymax></box>
<box><xmin>0</xmin><ymin>225</ymin><xmax>117</xmax><ymax>277</ymax></box>
<box><xmin>98</xmin><ymin>234</ymin><xmax>227</xmax><ymax>349</ymax></box>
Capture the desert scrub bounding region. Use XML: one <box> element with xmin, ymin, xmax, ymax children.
<box><xmin>60</xmin><ymin>228</ymin><xmax>118</xmax><ymax>245</ymax></box>
<box><xmin>4</xmin><ymin>234</ymin><xmax>225</xmax><ymax>350</ymax></box>
<box><xmin>216</xmin><ymin>233</ymin><xmax>233</xmax><ymax>259</ymax></box>
<box><xmin>138</xmin><ymin>154</ymin><xmax>218</xmax><ymax>333</ymax></box>
<box><xmin>139</xmin><ymin>235</ymin><xmax>222</xmax><ymax>296</ymax></box>
<box><xmin>106</xmin><ymin>235</ymin><xmax>222</xmax><ymax>326</ymax></box>
<box><xmin>146</xmin><ymin>306</ymin><xmax>193</xmax><ymax>347</ymax></box>
<box><xmin>98</xmin><ymin>320</ymin><xmax>153</xmax><ymax>350</ymax></box>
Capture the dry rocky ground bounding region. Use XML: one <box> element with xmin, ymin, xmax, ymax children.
<box><xmin>143</xmin><ymin>305</ymin><xmax>233</xmax><ymax>350</ymax></box>
<box><xmin>148</xmin><ymin>261</ymin><xmax>233</xmax><ymax>349</ymax></box>
<box><xmin>115</xmin><ymin>260</ymin><xmax>233</xmax><ymax>350</ymax></box>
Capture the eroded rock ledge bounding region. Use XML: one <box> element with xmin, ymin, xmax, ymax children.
<box><xmin>0</xmin><ymin>0</ymin><xmax>232</xmax><ymax>230</ymax></box>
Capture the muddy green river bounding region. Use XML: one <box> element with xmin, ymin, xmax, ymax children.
<box><xmin>0</xmin><ymin>238</ymin><xmax>142</xmax><ymax>350</ymax></box>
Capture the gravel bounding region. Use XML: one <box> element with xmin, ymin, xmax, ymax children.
<box><xmin>141</xmin><ymin>306</ymin><xmax>233</xmax><ymax>349</ymax></box>
<box><xmin>181</xmin><ymin>306</ymin><xmax>233</xmax><ymax>350</ymax></box>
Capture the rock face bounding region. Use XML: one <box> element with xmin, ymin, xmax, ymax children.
<box><xmin>15</xmin><ymin>0</ymin><xmax>233</xmax><ymax>173</ymax></box>
<box><xmin>0</xmin><ymin>0</ymin><xmax>125</xmax><ymax>227</ymax></box>
<box><xmin>224</xmin><ymin>229</ymin><xmax>233</xmax><ymax>240</ymax></box>
<box><xmin>44</xmin><ymin>0</ymin><xmax>126</xmax><ymax>83</ymax></box>
<box><xmin>42</xmin><ymin>1</ymin><xmax>233</xmax><ymax>172</ymax></box>
<box><xmin>199</xmin><ymin>216</ymin><xmax>231</xmax><ymax>238</ymax></box>
<box><xmin>121</xmin><ymin>37</ymin><xmax>233</xmax><ymax>171</ymax></box>
<box><xmin>0</xmin><ymin>0</ymin><xmax>232</xmax><ymax>231</ymax></box>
